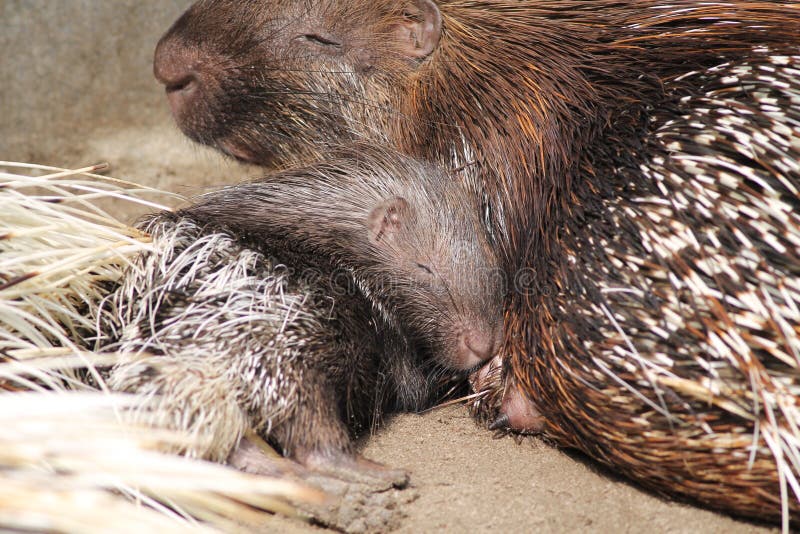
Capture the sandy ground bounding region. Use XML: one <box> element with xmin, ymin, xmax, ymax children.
<box><xmin>0</xmin><ymin>2</ymin><xmax>782</xmax><ymax>531</ymax></box>
<box><xmin>259</xmin><ymin>405</ymin><xmax>776</xmax><ymax>533</ymax></box>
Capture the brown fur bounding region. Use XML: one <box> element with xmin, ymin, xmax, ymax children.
<box><xmin>154</xmin><ymin>0</ymin><xmax>800</xmax><ymax>523</ymax></box>
<box><xmin>155</xmin><ymin>0</ymin><xmax>800</xmax><ymax>264</ymax></box>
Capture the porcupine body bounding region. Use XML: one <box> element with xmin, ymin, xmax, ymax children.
<box><xmin>495</xmin><ymin>50</ymin><xmax>800</xmax><ymax>524</ymax></box>
<box><xmin>151</xmin><ymin>0</ymin><xmax>800</xmax><ymax>523</ymax></box>
<box><xmin>100</xmin><ymin>145</ymin><xmax>501</xmax><ymax>481</ymax></box>
<box><xmin>101</xmin><ymin>212</ymin><xmax>384</xmax><ymax>465</ymax></box>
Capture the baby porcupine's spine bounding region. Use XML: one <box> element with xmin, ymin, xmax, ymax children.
<box><xmin>100</xmin><ymin>213</ymin><xmax>327</xmax><ymax>462</ymax></box>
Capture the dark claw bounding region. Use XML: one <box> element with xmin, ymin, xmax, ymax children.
<box><xmin>488</xmin><ymin>412</ymin><xmax>510</xmax><ymax>431</ymax></box>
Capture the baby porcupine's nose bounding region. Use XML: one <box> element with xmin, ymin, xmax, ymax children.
<box><xmin>153</xmin><ymin>39</ymin><xmax>202</xmax><ymax>120</ymax></box>
<box><xmin>457</xmin><ymin>328</ymin><xmax>497</xmax><ymax>369</ymax></box>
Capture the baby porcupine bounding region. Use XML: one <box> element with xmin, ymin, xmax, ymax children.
<box><xmin>102</xmin><ymin>145</ymin><xmax>502</xmax><ymax>482</ymax></box>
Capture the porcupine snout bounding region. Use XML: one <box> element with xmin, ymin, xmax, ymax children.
<box><xmin>455</xmin><ymin>322</ymin><xmax>502</xmax><ymax>369</ymax></box>
<box><xmin>153</xmin><ymin>39</ymin><xmax>203</xmax><ymax>123</ymax></box>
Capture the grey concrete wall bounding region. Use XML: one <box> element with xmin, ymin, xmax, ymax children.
<box><xmin>1</xmin><ymin>0</ymin><xmax>255</xmax><ymax>201</ymax></box>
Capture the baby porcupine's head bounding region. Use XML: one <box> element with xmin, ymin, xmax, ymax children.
<box><xmin>355</xmin><ymin>156</ymin><xmax>504</xmax><ymax>370</ymax></box>
<box><xmin>183</xmin><ymin>146</ymin><xmax>503</xmax><ymax>371</ymax></box>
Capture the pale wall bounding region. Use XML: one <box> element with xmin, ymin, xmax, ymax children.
<box><xmin>1</xmin><ymin>0</ymin><xmax>255</xmax><ymax>203</ymax></box>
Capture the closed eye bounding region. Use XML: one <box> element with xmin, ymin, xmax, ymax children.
<box><xmin>301</xmin><ymin>33</ymin><xmax>342</xmax><ymax>48</ymax></box>
<box><xmin>416</xmin><ymin>263</ymin><xmax>433</xmax><ymax>274</ymax></box>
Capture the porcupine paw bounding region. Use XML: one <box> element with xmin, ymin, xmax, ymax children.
<box><xmin>228</xmin><ymin>439</ymin><xmax>415</xmax><ymax>533</ymax></box>
<box><xmin>298</xmin><ymin>476</ymin><xmax>417</xmax><ymax>534</ymax></box>
<box><xmin>468</xmin><ymin>353</ymin><xmax>505</xmax><ymax>422</ymax></box>
<box><xmin>229</xmin><ymin>438</ymin><xmax>408</xmax><ymax>487</ymax></box>
<box><xmin>491</xmin><ymin>386</ymin><xmax>545</xmax><ymax>435</ymax></box>
<box><xmin>469</xmin><ymin>354</ymin><xmax>545</xmax><ymax>435</ymax></box>
<box><xmin>227</xmin><ymin>436</ymin><xmax>306</xmax><ymax>478</ymax></box>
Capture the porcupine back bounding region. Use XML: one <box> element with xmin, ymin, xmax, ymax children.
<box><xmin>513</xmin><ymin>50</ymin><xmax>800</xmax><ymax>524</ymax></box>
<box><xmin>101</xmin><ymin>212</ymin><xmax>382</xmax><ymax>462</ymax></box>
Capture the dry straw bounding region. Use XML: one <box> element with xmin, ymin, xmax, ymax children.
<box><xmin>0</xmin><ymin>162</ymin><xmax>321</xmax><ymax>533</ymax></box>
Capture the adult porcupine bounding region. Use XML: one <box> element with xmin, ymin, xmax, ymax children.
<box><xmin>152</xmin><ymin>0</ymin><xmax>800</xmax><ymax>524</ymax></box>
<box><xmin>102</xmin><ymin>145</ymin><xmax>501</xmax><ymax>483</ymax></box>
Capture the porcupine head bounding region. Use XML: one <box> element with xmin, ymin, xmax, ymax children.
<box><xmin>184</xmin><ymin>146</ymin><xmax>504</xmax><ymax>374</ymax></box>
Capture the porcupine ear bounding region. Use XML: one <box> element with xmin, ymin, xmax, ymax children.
<box><xmin>393</xmin><ymin>0</ymin><xmax>441</xmax><ymax>59</ymax></box>
<box><xmin>367</xmin><ymin>196</ymin><xmax>412</xmax><ymax>246</ymax></box>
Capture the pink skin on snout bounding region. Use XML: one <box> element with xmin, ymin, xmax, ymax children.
<box><xmin>470</xmin><ymin>354</ymin><xmax>544</xmax><ymax>434</ymax></box>
<box><xmin>154</xmin><ymin>41</ymin><xmax>204</xmax><ymax>120</ymax></box>
<box><xmin>456</xmin><ymin>326</ymin><xmax>500</xmax><ymax>369</ymax></box>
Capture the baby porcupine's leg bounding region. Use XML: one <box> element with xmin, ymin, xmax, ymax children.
<box><xmin>230</xmin><ymin>375</ymin><xmax>415</xmax><ymax>534</ymax></box>
<box><xmin>111</xmin><ymin>348</ymin><xmax>407</xmax><ymax>489</ymax></box>
<box><xmin>231</xmin><ymin>373</ymin><xmax>409</xmax><ymax>489</ymax></box>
